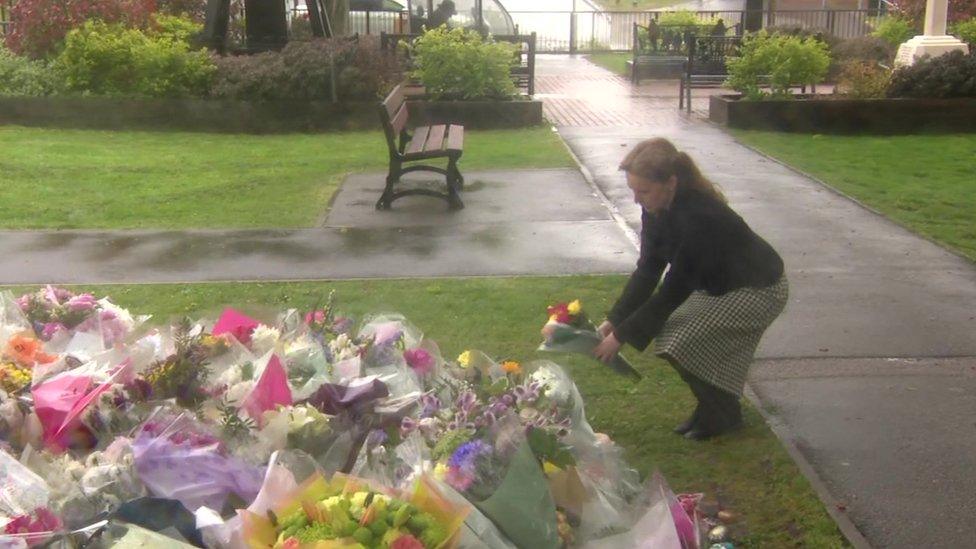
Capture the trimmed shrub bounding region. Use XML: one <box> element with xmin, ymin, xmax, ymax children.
<box><xmin>151</xmin><ymin>13</ymin><xmax>204</xmax><ymax>43</ymax></box>
<box><xmin>951</xmin><ymin>17</ymin><xmax>976</xmax><ymax>48</ymax></box>
<box><xmin>871</xmin><ymin>16</ymin><xmax>917</xmax><ymax>46</ymax></box>
<box><xmin>0</xmin><ymin>46</ymin><xmax>61</xmax><ymax>96</ymax></box>
<box><xmin>55</xmin><ymin>20</ymin><xmax>215</xmax><ymax>97</ymax></box>
<box><xmin>210</xmin><ymin>36</ymin><xmax>402</xmax><ymax>101</ymax></box>
<box><xmin>3</xmin><ymin>0</ymin><xmax>156</xmax><ymax>59</ymax></box>
<box><xmin>726</xmin><ymin>31</ymin><xmax>831</xmax><ymax>100</ymax></box>
<box><xmin>886</xmin><ymin>50</ymin><xmax>976</xmax><ymax>98</ymax></box>
<box><xmin>410</xmin><ymin>26</ymin><xmax>517</xmax><ymax>100</ymax></box>
<box><xmin>836</xmin><ymin>60</ymin><xmax>891</xmax><ymax>98</ymax></box>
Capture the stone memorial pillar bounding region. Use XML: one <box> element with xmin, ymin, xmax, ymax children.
<box><xmin>895</xmin><ymin>0</ymin><xmax>968</xmax><ymax>66</ymax></box>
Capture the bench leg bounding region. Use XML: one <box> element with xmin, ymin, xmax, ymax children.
<box><xmin>678</xmin><ymin>79</ymin><xmax>684</xmax><ymax>109</ymax></box>
<box><xmin>446</xmin><ymin>157</ymin><xmax>464</xmax><ymax>210</ymax></box>
<box><xmin>376</xmin><ymin>160</ymin><xmax>401</xmax><ymax>210</ymax></box>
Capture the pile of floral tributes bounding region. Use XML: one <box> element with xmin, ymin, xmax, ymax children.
<box><xmin>0</xmin><ymin>287</ymin><xmax>703</xmax><ymax>548</ymax></box>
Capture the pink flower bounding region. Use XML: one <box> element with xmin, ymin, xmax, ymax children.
<box><xmin>304</xmin><ymin>310</ymin><xmax>326</xmax><ymax>325</ymax></box>
<box><xmin>391</xmin><ymin>534</ymin><xmax>425</xmax><ymax>549</ymax></box>
<box><xmin>66</xmin><ymin>294</ymin><xmax>97</xmax><ymax>312</ymax></box>
<box><xmin>403</xmin><ymin>348</ymin><xmax>434</xmax><ymax>375</ymax></box>
<box><xmin>3</xmin><ymin>507</ymin><xmax>62</xmax><ymax>547</ymax></box>
<box><xmin>41</xmin><ymin>322</ymin><xmax>66</xmax><ymax>340</ymax></box>
<box><xmin>280</xmin><ymin>537</ymin><xmax>301</xmax><ymax>549</ymax></box>
<box><xmin>445</xmin><ymin>465</ymin><xmax>475</xmax><ymax>491</ymax></box>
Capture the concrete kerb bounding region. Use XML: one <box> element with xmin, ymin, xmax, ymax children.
<box><xmin>744</xmin><ymin>382</ymin><xmax>873</xmax><ymax>548</ymax></box>
<box><xmin>552</xmin><ymin>126</ymin><xmax>641</xmax><ymax>250</ymax></box>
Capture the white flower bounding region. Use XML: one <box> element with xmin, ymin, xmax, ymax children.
<box><xmin>214</xmin><ymin>364</ymin><xmax>245</xmax><ymax>388</ymax></box>
<box><xmin>329</xmin><ymin>333</ymin><xmax>360</xmax><ymax>362</ymax></box>
<box><xmin>250</xmin><ymin>324</ymin><xmax>281</xmax><ymax>355</ymax></box>
<box><xmin>225</xmin><ymin>380</ymin><xmax>256</xmax><ymax>405</ymax></box>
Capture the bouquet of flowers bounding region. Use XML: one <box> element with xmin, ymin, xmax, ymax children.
<box><xmin>538</xmin><ymin>300</ymin><xmax>640</xmax><ymax>380</ymax></box>
<box><xmin>241</xmin><ymin>472</ymin><xmax>468</xmax><ymax>549</ymax></box>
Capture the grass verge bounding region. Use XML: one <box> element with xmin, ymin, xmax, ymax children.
<box><xmin>1</xmin><ymin>276</ymin><xmax>846</xmax><ymax>547</ymax></box>
<box><xmin>0</xmin><ymin>126</ymin><xmax>571</xmax><ymax>230</ymax></box>
<box><xmin>585</xmin><ymin>52</ymin><xmax>632</xmax><ymax>77</ymax></box>
<box><xmin>733</xmin><ymin>131</ymin><xmax>976</xmax><ymax>262</ymax></box>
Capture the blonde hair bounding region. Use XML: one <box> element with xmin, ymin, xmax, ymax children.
<box><xmin>619</xmin><ymin>138</ymin><xmax>726</xmax><ymax>203</ymax></box>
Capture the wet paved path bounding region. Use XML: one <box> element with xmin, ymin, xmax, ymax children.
<box><xmin>540</xmin><ymin>54</ymin><xmax>976</xmax><ymax>549</ymax></box>
<box><xmin>0</xmin><ymin>169</ymin><xmax>636</xmax><ymax>284</ymax></box>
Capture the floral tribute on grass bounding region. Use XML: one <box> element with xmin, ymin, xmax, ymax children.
<box><xmin>0</xmin><ymin>287</ymin><xmax>701</xmax><ymax>548</ymax></box>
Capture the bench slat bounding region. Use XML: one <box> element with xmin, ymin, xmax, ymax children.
<box><xmin>425</xmin><ymin>125</ymin><xmax>446</xmax><ymax>153</ymax></box>
<box><xmin>446</xmin><ymin>125</ymin><xmax>464</xmax><ymax>152</ymax></box>
<box><xmin>384</xmin><ymin>85</ymin><xmax>405</xmax><ymax>119</ymax></box>
<box><xmin>390</xmin><ymin>103</ymin><xmax>409</xmax><ymax>136</ymax></box>
<box><xmin>405</xmin><ymin>126</ymin><xmax>430</xmax><ymax>155</ymax></box>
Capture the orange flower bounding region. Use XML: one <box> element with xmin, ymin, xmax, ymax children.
<box><xmin>5</xmin><ymin>333</ymin><xmax>57</xmax><ymax>367</ymax></box>
<box><xmin>501</xmin><ymin>360</ymin><xmax>522</xmax><ymax>374</ymax></box>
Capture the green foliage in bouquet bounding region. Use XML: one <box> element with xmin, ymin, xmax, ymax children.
<box><xmin>726</xmin><ymin>31</ymin><xmax>831</xmax><ymax>100</ymax></box>
<box><xmin>410</xmin><ymin>26</ymin><xmax>518</xmax><ymax>100</ymax></box>
<box><xmin>144</xmin><ymin>319</ymin><xmax>213</xmax><ymax>407</ymax></box>
<box><xmin>55</xmin><ymin>20</ymin><xmax>215</xmax><ymax>97</ymax></box>
<box><xmin>0</xmin><ymin>47</ymin><xmax>62</xmax><ymax>96</ymax></box>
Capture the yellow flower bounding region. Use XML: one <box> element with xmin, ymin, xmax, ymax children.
<box><xmin>0</xmin><ymin>362</ymin><xmax>31</xmax><ymax>393</ymax></box>
<box><xmin>457</xmin><ymin>350</ymin><xmax>472</xmax><ymax>368</ymax></box>
<box><xmin>543</xmin><ymin>461</ymin><xmax>561</xmax><ymax>475</ymax></box>
<box><xmin>433</xmin><ymin>462</ymin><xmax>449</xmax><ymax>480</ymax></box>
<box><xmin>501</xmin><ymin>360</ymin><xmax>522</xmax><ymax>375</ymax></box>
<box><xmin>567</xmin><ymin>299</ymin><xmax>582</xmax><ymax>316</ymax></box>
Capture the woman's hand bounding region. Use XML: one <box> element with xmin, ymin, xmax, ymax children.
<box><xmin>593</xmin><ymin>332</ymin><xmax>622</xmax><ymax>363</ymax></box>
<box><xmin>596</xmin><ymin>320</ymin><xmax>614</xmax><ymax>338</ymax></box>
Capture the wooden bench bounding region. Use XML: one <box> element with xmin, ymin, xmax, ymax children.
<box><xmin>377</xmin><ymin>83</ymin><xmax>464</xmax><ymax>210</ymax></box>
<box><xmin>380</xmin><ymin>32</ymin><xmax>536</xmax><ymax>96</ymax></box>
<box><xmin>679</xmin><ymin>35</ymin><xmax>742</xmax><ymax>112</ymax></box>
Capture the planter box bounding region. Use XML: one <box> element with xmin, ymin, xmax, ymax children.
<box><xmin>0</xmin><ymin>96</ymin><xmax>545</xmax><ymax>132</ymax></box>
<box><xmin>0</xmin><ymin>96</ymin><xmax>378</xmax><ymax>133</ymax></box>
<box><xmin>406</xmin><ymin>99</ymin><xmax>544</xmax><ymax>129</ymax></box>
<box><xmin>709</xmin><ymin>94</ymin><xmax>976</xmax><ymax>134</ymax></box>
<box><xmin>626</xmin><ymin>57</ymin><xmax>687</xmax><ymax>80</ymax></box>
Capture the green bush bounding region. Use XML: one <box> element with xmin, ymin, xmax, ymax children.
<box><xmin>410</xmin><ymin>26</ymin><xmax>517</xmax><ymax>100</ymax></box>
<box><xmin>871</xmin><ymin>16</ymin><xmax>916</xmax><ymax>46</ymax></box>
<box><xmin>210</xmin><ymin>36</ymin><xmax>402</xmax><ymax>101</ymax></box>
<box><xmin>0</xmin><ymin>47</ymin><xmax>61</xmax><ymax>96</ymax></box>
<box><xmin>829</xmin><ymin>35</ymin><xmax>896</xmax><ymax>79</ymax></box>
<box><xmin>886</xmin><ymin>50</ymin><xmax>976</xmax><ymax>98</ymax></box>
<box><xmin>657</xmin><ymin>10</ymin><xmax>715</xmax><ymax>28</ymax></box>
<box><xmin>951</xmin><ymin>17</ymin><xmax>976</xmax><ymax>47</ymax></box>
<box><xmin>55</xmin><ymin>20</ymin><xmax>215</xmax><ymax>97</ymax></box>
<box><xmin>725</xmin><ymin>31</ymin><xmax>831</xmax><ymax>100</ymax></box>
<box><xmin>151</xmin><ymin>13</ymin><xmax>204</xmax><ymax>44</ymax></box>
<box><xmin>837</xmin><ymin>60</ymin><xmax>891</xmax><ymax>98</ymax></box>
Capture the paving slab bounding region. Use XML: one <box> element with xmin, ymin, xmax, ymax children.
<box><xmin>750</xmin><ymin>358</ymin><xmax>976</xmax><ymax>549</ymax></box>
<box><xmin>0</xmin><ymin>169</ymin><xmax>636</xmax><ymax>285</ymax></box>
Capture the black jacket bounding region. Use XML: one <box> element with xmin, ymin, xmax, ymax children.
<box><xmin>608</xmin><ymin>187</ymin><xmax>784</xmax><ymax>351</ymax></box>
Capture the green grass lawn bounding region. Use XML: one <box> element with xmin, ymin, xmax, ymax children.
<box><xmin>585</xmin><ymin>52</ymin><xmax>632</xmax><ymax>77</ymax></box>
<box><xmin>733</xmin><ymin>131</ymin><xmax>976</xmax><ymax>262</ymax></box>
<box><xmin>1</xmin><ymin>276</ymin><xmax>845</xmax><ymax>547</ymax></box>
<box><xmin>0</xmin><ymin>126</ymin><xmax>572</xmax><ymax>230</ymax></box>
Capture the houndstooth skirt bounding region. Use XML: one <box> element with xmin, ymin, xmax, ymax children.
<box><xmin>654</xmin><ymin>276</ymin><xmax>789</xmax><ymax>397</ymax></box>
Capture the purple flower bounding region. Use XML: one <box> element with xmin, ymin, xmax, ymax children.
<box><xmin>420</xmin><ymin>394</ymin><xmax>441</xmax><ymax>418</ymax></box>
<box><xmin>66</xmin><ymin>294</ymin><xmax>97</xmax><ymax>312</ymax></box>
<box><xmin>41</xmin><ymin>322</ymin><xmax>66</xmax><ymax>340</ymax></box>
<box><xmin>366</xmin><ymin>429</ymin><xmax>388</xmax><ymax>450</ymax></box>
<box><xmin>456</xmin><ymin>391</ymin><xmax>477</xmax><ymax>413</ymax></box>
<box><xmin>446</xmin><ymin>439</ymin><xmax>493</xmax><ymax>491</ymax></box>
<box><xmin>403</xmin><ymin>348</ymin><xmax>434</xmax><ymax>375</ymax></box>
<box><xmin>332</xmin><ymin>316</ymin><xmax>353</xmax><ymax>334</ymax></box>
<box><xmin>400</xmin><ymin>416</ymin><xmax>418</xmax><ymax>437</ymax></box>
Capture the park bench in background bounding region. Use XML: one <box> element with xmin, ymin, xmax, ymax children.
<box><xmin>679</xmin><ymin>35</ymin><xmax>742</xmax><ymax>111</ymax></box>
<box><xmin>377</xmin><ymin>83</ymin><xmax>465</xmax><ymax>210</ymax></box>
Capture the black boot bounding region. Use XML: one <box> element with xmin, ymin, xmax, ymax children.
<box><xmin>683</xmin><ymin>380</ymin><xmax>743</xmax><ymax>441</ymax></box>
<box><xmin>673</xmin><ymin>404</ymin><xmax>701</xmax><ymax>435</ymax></box>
